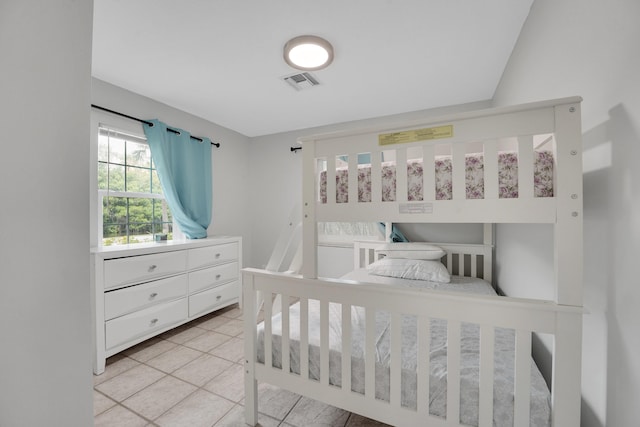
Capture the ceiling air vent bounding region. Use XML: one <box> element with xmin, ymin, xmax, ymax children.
<box><xmin>283</xmin><ymin>72</ymin><xmax>320</xmax><ymax>91</ymax></box>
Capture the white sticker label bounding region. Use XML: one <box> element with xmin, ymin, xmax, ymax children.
<box><xmin>399</xmin><ymin>202</ymin><xmax>433</xmax><ymax>214</ymax></box>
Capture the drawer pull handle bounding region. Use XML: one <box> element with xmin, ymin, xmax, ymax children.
<box><xmin>149</xmin><ymin>292</ymin><xmax>158</xmax><ymax>300</ymax></box>
<box><xmin>216</xmin><ymin>295</ymin><xmax>222</xmax><ymax>300</ymax></box>
<box><xmin>215</xmin><ymin>253</ymin><xmax>221</xmax><ymax>259</ymax></box>
<box><xmin>215</xmin><ymin>274</ymin><xmax>222</xmax><ymax>280</ymax></box>
<box><xmin>148</xmin><ymin>264</ymin><xmax>157</xmax><ymax>272</ymax></box>
<box><xmin>149</xmin><ymin>318</ymin><xmax>159</xmax><ymax>327</ymax></box>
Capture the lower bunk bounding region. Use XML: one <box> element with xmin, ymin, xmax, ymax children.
<box><xmin>243</xmin><ymin>243</ymin><xmax>582</xmax><ymax>427</ymax></box>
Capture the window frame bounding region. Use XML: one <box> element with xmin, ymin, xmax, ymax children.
<box><xmin>90</xmin><ymin>111</ymin><xmax>178</xmax><ymax>247</ymax></box>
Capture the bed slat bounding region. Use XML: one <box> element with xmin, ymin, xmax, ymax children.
<box><xmin>348</xmin><ymin>154</ymin><xmax>358</xmax><ymax>204</ymax></box>
<box><xmin>478</xmin><ymin>324</ymin><xmax>495</xmax><ymax>427</ymax></box>
<box><xmin>396</xmin><ymin>148</ymin><xmax>408</xmax><ymax>202</ymax></box>
<box><xmin>320</xmin><ymin>300</ymin><xmax>330</xmax><ymax>386</ymax></box>
<box><xmin>281</xmin><ymin>294</ymin><xmax>290</xmax><ymax>374</ymax></box>
<box><xmin>471</xmin><ymin>254</ymin><xmax>478</xmax><ymax>278</ymax></box>
<box><xmin>264</xmin><ymin>292</ymin><xmax>273</xmax><ymax>369</ymax></box>
<box><xmin>371</xmin><ymin>150</ymin><xmax>382</xmax><ymax>203</ymax></box>
<box><xmin>327</xmin><ymin>156</ymin><xmax>336</xmax><ymax>205</ymax></box>
<box><xmin>365</xmin><ymin>308</ymin><xmax>376</xmax><ymax>399</ymax></box>
<box><xmin>364</xmin><ymin>247</ymin><xmax>372</xmax><ymax>267</ymax></box>
<box><xmin>447</xmin><ymin>320</ymin><xmax>461</xmax><ymax>423</ymax></box>
<box><xmin>514</xmin><ymin>329</ymin><xmax>532</xmax><ymax>426</ymax></box>
<box><xmin>483</xmin><ymin>140</ymin><xmax>499</xmax><ymax>199</ymax></box>
<box><xmin>417</xmin><ymin>315</ymin><xmax>430</xmax><ymax>417</ymax></box>
<box><xmin>452</xmin><ymin>144</ymin><xmax>466</xmax><ymax>200</ymax></box>
<box><xmin>300</xmin><ymin>297</ymin><xmax>309</xmax><ymax>379</ymax></box>
<box><xmin>518</xmin><ymin>135</ymin><xmax>534</xmax><ymax>200</ymax></box>
<box><xmin>390</xmin><ymin>312</ymin><xmax>402</xmax><ymax>407</ymax></box>
<box><xmin>422</xmin><ymin>145</ymin><xmax>435</xmax><ymax>201</ymax></box>
<box><xmin>341</xmin><ymin>304</ymin><xmax>352</xmax><ymax>393</ymax></box>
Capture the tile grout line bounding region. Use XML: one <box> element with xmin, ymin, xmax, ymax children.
<box><xmin>209</xmin><ymin>402</ymin><xmax>240</xmax><ymax>427</ymax></box>
<box><xmin>92</xmin><ymin>389</ymin><xmax>118</xmax><ymax>417</ymax></box>
<box><xmin>97</xmin><ymin>306</ymin><xmax>358</xmax><ymax>426</ymax></box>
<box><xmin>275</xmin><ymin>394</ymin><xmax>303</xmax><ymax>427</ymax></box>
<box><xmin>94</xmin><ymin>308</ymin><xmax>246</xmax><ymax>425</ymax></box>
<box><xmin>109</xmin><ymin>360</ymin><xmax>240</xmax><ymax>426</ymax></box>
<box><xmin>145</xmin><ymin>309</ymin><xmax>247</xmax><ymax>425</ymax></box>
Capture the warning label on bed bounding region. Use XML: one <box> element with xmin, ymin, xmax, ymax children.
<box><xmin>378</xmin><ymin>125</ymin><xmax>453</xmax><ymax>146</ymax></box>
<box><xmin>399</xmin><ymin>202</ymin><xmax>433</xmax><ymax>214</ymax></box>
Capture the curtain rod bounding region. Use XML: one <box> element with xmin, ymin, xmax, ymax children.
<box><xmin>91</xmin><ymin>104</ymin><xmax>221</xmax><ymax>148</ymax></box>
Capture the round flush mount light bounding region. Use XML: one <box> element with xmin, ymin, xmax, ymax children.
<box><xmin>283</xmin><ymin>35</ymin><xmax>334</xmax><ymax>71</ymax></box>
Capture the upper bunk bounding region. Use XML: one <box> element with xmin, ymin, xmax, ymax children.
<box><xmin>299</xmin><ymin>96</ymin><xmax>583</xmax><ymax>225</ymax></box>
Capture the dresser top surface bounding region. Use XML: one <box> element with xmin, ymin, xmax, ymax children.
<box><xmin>91</xmin><ymin>236</ymin><xmax>240</xmax><ymax>259</ymax></box>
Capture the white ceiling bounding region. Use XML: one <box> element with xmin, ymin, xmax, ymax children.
<box><xmin>92</xmin><ymin>0</ymin><xmax>533</xmax><ymax>138</ymax></box>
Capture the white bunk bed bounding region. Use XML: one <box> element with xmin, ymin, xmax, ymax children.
<box><xmin>243</xmin><ymin>97</ymin><xmax>583</xmax><ymax>426</ymax></box>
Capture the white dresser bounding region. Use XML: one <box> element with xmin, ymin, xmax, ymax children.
<box><xmin>91</xmin><ymin>236</ymin><xmax>241</xmax><ymax>375</ymax></box>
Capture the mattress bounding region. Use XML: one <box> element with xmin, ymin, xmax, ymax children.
<box><xmin>319</xmin><ymin>151</ymin><xmax>554</xmax><ymax>203</ymax></box>
<box><xmin>256</xmin><ymin>272</ymin><xmax>551</xmax><ymax>426</ymax></box>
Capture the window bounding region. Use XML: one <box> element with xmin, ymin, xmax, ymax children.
<box><xmin>98</xmin><ymin>126</ymin><xmax>173</xmax><ymax>246</ymax></box>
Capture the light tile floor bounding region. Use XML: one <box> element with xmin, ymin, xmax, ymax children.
<box><xmin>94</xmin><ymin>304</ymin><xmax>390</xmax><ymax>427</ymax></box>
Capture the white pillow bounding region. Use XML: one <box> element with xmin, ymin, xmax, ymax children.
<box><xmin>367</xmin><ymin>258</ymin><xmax>451</xmax><ymax>283</ymax></box>
<box><xmin>375</xmin><ymin>243</ymin><xmax>445</xmax><ymax>260</ymax></box>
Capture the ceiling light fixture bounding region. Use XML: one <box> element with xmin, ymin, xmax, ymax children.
<box><xmin>283</xmin><ymin>35</ymin><xmax>334</xmax><ymax>71</ymax></box>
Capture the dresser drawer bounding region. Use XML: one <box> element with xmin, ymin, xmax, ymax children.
<box><xmin>188</xmin><ymin>262</ymin><xmax>239</xmax><ymax>293</ymax></box>
<box><xmin>187</xmin><ymin>242</ymin><xmax>238</xmax><ymax>270</ymax></box>
<box><xmin>189</xmin><ymin>281</ymin><xmax>238</xmax><ymax>317</ymax></box>
<box><xmin>104</xmin><ymin>251</ymin><xmax>187</xmax><ymax>289</ymax></box>
<box><xmin>104</xmin><ymin>274</ymin><xmax>187</xmax><ymax>321</ymax></box>
<box><xmin>105</xmin><ymin>298</ymin><xmax>187</xmax><ymax>350</ymax></box>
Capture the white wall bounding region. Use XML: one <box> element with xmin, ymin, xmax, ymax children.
<box><xmin>247</xmin><ymin>101</ymin><xmax>491</xmax><ymax>271</ymax></box>
<box><xmin>495</xmin><ymin>224</ymin><xmax>554</xmax><ymax>300</ymax></box>
<box><xmin>398</xmin><ymin>223</ymin><xmax>485</xmax><ymax>245</ymax></box>
<box><xmin>0</xmin><ymin>1</ymin><xmax>94</xmax><ymax>425</ymax></box>
<box><xmin>247</xmin><ymin>130</ymin><xmax>304</xmax><ymax>270</ymax></box>
<box><xmin>493</xmin><ymin>1</ymin><xmax>640</xmax><ymax>426</ymax></box>
<box><xmin>91</xmin><ymin>79</ymin><xmax>254</xmax><ymax>265</ymax></box>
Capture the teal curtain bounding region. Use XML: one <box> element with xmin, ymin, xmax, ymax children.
<box><xmin>378</xmin><ymin>223</ymin><xmax>409</xmax><ymax>242</ymax></box>
<box><xmin>143</xmin><ymin>119</ymin><xmax>212</xmax><ymax>239</ymax></box>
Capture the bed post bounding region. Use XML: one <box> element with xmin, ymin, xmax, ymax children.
<box><xmin>552</xmin><ymin>310</ymin><xmax>583</xmax><ymax>427</ymax></box>
<box><xmin>301</xmin><ymin>138</ymin><xmax>318</xmax><ymax>279</ymax></box>
<box><xmin>483</xmin><ymin>223</ymin><xmax>494</xmax><ymax>285</ymax></box>
<box><xmin>384</xmin><ymin>221</ymin><xmax>392</xmax><ymax>242</ymax></box>
<box><xmin>553</xmin><ymin>101</ymin><xmax>583</xmax><ymax>307</ymax></box>
<box><xmin>551</xmin><ymin>100</ymin><xmax>583</xmax><ymax>426</ymax></box>
<box><xmin>243</xmin><ymin>272</ymin><xmax>258</xmax><ymax>426</ymax></box>
<box><xmin>482</xmin><ymin>223</ymin><xmax>494</xmax><ymax>246</ymax></box>
<box><xmin>353</xmin><ymin>241</ymin><xmax>361</xmax><ymax>271</ymax></box>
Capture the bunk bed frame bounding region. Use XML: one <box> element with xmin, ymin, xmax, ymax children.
<box><xmin>243</xmin><ymin>97</ymin><xmax>583</xmax><ymax>426</ymax></box>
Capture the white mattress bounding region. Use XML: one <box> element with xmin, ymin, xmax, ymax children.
<box><xmin>256</xmin><ymin>272</ymin><xmax>551</xmax><ymax>426</ymax></box>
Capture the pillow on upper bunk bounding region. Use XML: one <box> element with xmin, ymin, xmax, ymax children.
<box><xmin>367</xmin><ymin>258</ymin><xmax>451</xmax><ymax>283</ymax></box>
<box><xmin>375</xmin><ymin>242</ymin><xmax>445</xmax><ymax>260</ymax></box>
